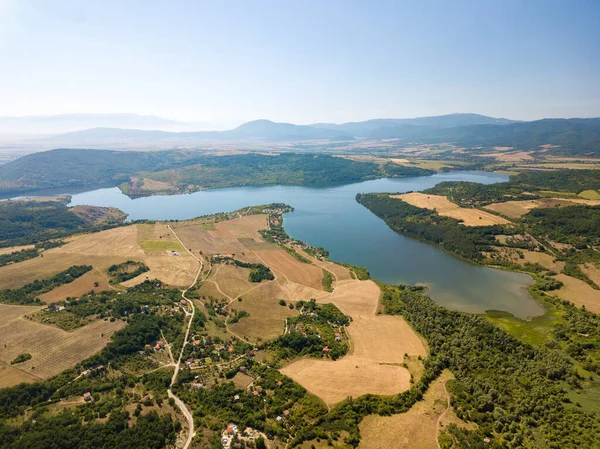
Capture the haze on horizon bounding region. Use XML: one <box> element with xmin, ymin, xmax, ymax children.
<box><xmin>1</xmin><ymin>0</ymin><xmax>599</xmax><ymax>126</ymax></box>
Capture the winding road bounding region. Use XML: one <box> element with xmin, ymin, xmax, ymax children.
<box><xmin>166</xmin><ymin>225</ymin><xmax>205</xmax><ymax>449</ymax></box>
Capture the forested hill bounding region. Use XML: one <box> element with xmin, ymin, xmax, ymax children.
<box><xmin>0</xmin><ymin>149</ymin><xmax>433</xmax><ymax>196</ymax></box>
<box><xmin>0</xmin><ymin>149</ymin><xmax>186</xmax><ymax>194</ymax></box>
<box><xmin>367</xmin><ymin>118</ymin><xmax>600</xmax><ymax>156</ymax></box>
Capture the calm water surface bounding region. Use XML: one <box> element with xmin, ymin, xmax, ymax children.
<box><xmin>69</xmin><ymin>172</ymin><xmax>542</xmax><ymax>319</ymax></box>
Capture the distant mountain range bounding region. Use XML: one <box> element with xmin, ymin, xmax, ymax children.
<box><xmin>38</xmin><ymin>114</ymin><xmax>600</xmax><ymax>157</ymax></box>
<box><xmin>0</xmin><ymin>113</ymin><xmax>216</xmax><ymax>134</ymax></box>
<box><xmin>45</xmin><ymin>113</ymin><xmax>515</xmax><ymax>144</ymax></box>
<box><xmin>1</xmin><ymin>113</ymin><xmax>599</xmax><ymax>157</ymax></box>
<box><xmin>51</xmin><ymin>119</ymin><xmax>354</xmax><ymax>143</ymax></box>
<box><xmin>311</xmin><ymin>113</ymin><xmax>517</xmax><ymax>135</ymax></box>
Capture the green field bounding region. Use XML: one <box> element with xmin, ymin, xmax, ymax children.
<box><xmin>485</xmin><ymin>293</ymin><xmax>563</xmax><ymax>347</ymax></box>
<box><xmin>139</xmin><ymin>240</ymin><xmax>183</xmax><ymax>251</ymax></box>
<box><xmin>579</xmin><ymin>189</ymin><xmax>600</xmax><ymax>200</ymax></box>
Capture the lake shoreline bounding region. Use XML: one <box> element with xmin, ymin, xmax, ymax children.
<box><xmin>63</xmin><ymin>171</ymin><xmax>542</xmax><ymax>319</ymax></box>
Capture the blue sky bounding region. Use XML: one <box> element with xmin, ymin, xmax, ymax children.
<box><xmin>1</xmin><ymin>0</ymin><xmax>599</xmax><ymax>124</ymax></box>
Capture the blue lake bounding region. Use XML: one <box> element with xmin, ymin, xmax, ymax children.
<box><xmin>69</xmin><ymin>171</ymin><xmax>543</xmax><ymax>319</ymax></box>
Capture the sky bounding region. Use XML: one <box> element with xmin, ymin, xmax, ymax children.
<box><xmin>0</xmin><ymin>0</ymin><xmax>599</xmax><ymax>125</ymax></box>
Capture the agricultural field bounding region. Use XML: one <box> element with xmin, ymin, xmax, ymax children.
<box><xmin>254</xmin><ymin>249</ymin><xmax>323</xmax><ymax>290</ymax></box>
<box><xmin>0</xmin><ymin>244</ymin><xmax>35</xmax><ymax>256</ymax></box>
<box><xmin>171</xmin><ymin>217</ymin><xmax>269</xmax><ymax>260</ymax></box>
<box><xmin>0</xmin><ymin>304</ymin><xmax>124</xmax><ymax>386</ymax></box>
<box><xmin>580</xmin><ymin>189</ymin><xmax>600</xmax><ymax>200</ymax></box>
<box><xmin>553</xmin><ymin>274</ymin><xmax>600</xmax><ymax>314</ymax></box>
<box><xmin>391</xmin><ymin>192</ymin><xmax>510</xmax><ymax>226</ymax></box>
<box><xmin>172</xmin><ymin>211</ymin><xmax>427</xmax><ymax>405</ymax></box>
<box><xmin>359</xmin><ymin>371</ymin><xmax>472</xmax><ymax>449</ymax></box>
<box><xmin>0</xmin><ymin>224</ymin><xmax>198</xmax><ymax>291</ymax></box>
<box><xmin>38</xmin><ymin>268</ymin><xmax>110</xmax><ymax>303</ymax></box>
<box><xmin>280</xmin><ymin>356</ymin><xmax>411</xmax><ymax>406</ymax></box>
<box><xmin>485</xmin><ymin>197</ymin><xmax>600</xmax><ymax>218</ymax></box>
<box><xmin>581</xmin><ymin>263</ymin><xmax>600</xmax><ymax>286</ymax></box>
<box><xmin>281</xmin><ymin>280</ymin><xmax>427</xmax><ymax>406</ymax></box>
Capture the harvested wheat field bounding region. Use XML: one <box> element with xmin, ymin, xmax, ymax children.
<box><xmin>219</xmin><ymin>214</ymin><xmax>268</xmax><ymax>239</ymax></box>
<box><xmin>392</xmin><ymin>193</ymin><xmax>510</xmax><ymax>226</ymax></box>
<box><xmin>349</xmin><ymin>315</ymin><xmax>427</xmax><ymax>364</ymax></box>
<box><xmin>281</xmin><ymin>357</ymin><xmax>411</xmax><ymax>406</ymax></box>
<box><xmin>0</xmin><ymin>304</ymin><xmax>125</xmax><ymax>383</ymax></box>
<box><xmin>0</xmin><ymin>226</ymin><xmax>143</xmax><ymax>290</ymax></box>
<box><xmin>553</xmin><ymin>274</ymin><xmax>600</xmax><ymax>314</ymax></box>
<box><xmin>121</xmin><ymin>249</ymin><xmax>197</xmax><ymax>288</ymax></box>
<box><xmin>485</xmin><ymin>198</ymin><xmax>600</xmax><ymax>218</ymax></box>
<box><xmin>171</xmin><ymin>222</ymin><xmax>250</xmax><ymax>259</ymax></box>
<box><xmin>255</xmin><ymin>249</ymin><xmax>323</xmax><ymax>290</ymax></box>
<box><xmin>227</xmin><ymin>281</ymin><xmax>297</xmax><ymax>342</ymax></box>
<box><xmin>581</xmin><ymin>263</ymin><xmax>600</xmax><ymax>287</ymax></box>
<box><xmin>0</xmin><ymin>362</ymin><xmax>41</xmax><ymax>388</ymax></box>
<box><xmin>359</xmin><ymin>371</ymin><xmax>473</xmax><ymax>449</ymax></box>
<box><xmin>207</xmin><ymin>264</ymin><xmax>256</xmax><ymax>299</ymax></box>
<box><xmin>298</xmin><ymin>251</ymin><xmax>353</xmax><ymax>282</ymax></box>
<box><xmin>38</xmin><ymin>269</ymin><xmax>110</xmax><ymax>303</ymax></box>
<box><xmin>282</xmin><ymin>279</ymin><xmax>426</xmax><ymax>405</ymax></box>
<box><xmin>0</xmin><ymin>244</ymin><xmax>35</xmax><ymax>256</ymax></box>
<box><xmin>0</xmin><ymin>225</ymin><xmax>197</xmax><ymax>290</ymax></box>
<box><xmin>325</xmin><ymin>279</ymin><xmax>381</xmax><ymax>316</ymax></box>
<box><xmin>277</xmin><ymin>281</ymin><xmax>324</xmax><ymax>302</ymax></box>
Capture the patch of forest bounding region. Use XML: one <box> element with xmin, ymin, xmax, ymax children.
<box><xmin>292</xmin><ymin>284</ymin><xmax>599</xmax><ymax>448</ymax></box>
<box><xmin>0</xmin><ymin>199</ymin><xmax>127</xmax><ymax>247</ymax></box>
<box><xmin>356</xmin><ymin>193</ymin><xmax>503</xmax><ymax>260</ymax></box>
<box><xmin>426</xmin><ymin>169</ymin><xmax>600</xmax><ymax>206</ymax></box>
<box><xmin>124</xmin><ymin>153</ymin><xmax>434</xmax><ymax>197</ymax></box>
<box><xmin>0</xmin><ymin>265</ymin><xmax>92</xmax><ymax>305</ymax></box>
<box><xmin>107</xmin><ymin>260</ymin><xmax>150</xmax><ymax>283</ymax></box>
<box><xmin>270</xmin><ymin>300</ymin><xmax>350</xmax><ymax>362</ymax></box>
<box><xmin>0</xmin><ymin>148</ymin><xmax>434</xmax><ymax>197</ymax></box>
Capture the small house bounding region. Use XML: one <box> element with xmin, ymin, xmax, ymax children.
<box><xmin>83</xmin><ymin>392</ymin><xmax>92</xmax><ymax>402</ymax></box>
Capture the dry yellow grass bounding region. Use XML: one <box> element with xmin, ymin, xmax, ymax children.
<box><xmin>553</xmin><ymin>274</ymin><xmax>600</xmax><ymax>314</ymax></box>
<box><xmin>255</xmin><ymin>250</ymin><xmax>324</xmax><ymax>290</ymax></box>
<box><xmin>485</xmin><ymin>198</ymin><xmax>600</xmax><ymax>218</ymax></box>
<box><xmin>359</xmin><ymin>371</ymin><xmax>472</xmax><ymax>449</ymax></box>
<box><xmin>348</xmin><ymin>315</ymin><xmax>427</xmax><ymax>364</ymax></box>
<box><xmin>228</xmin><ymin>281</ymin><xmax>297</xmax><ymax>342</ymax></box>
<box><xmin>0</xmin><ymin>227</ymin><xmax>141</xmax><ymax>290</ymax></box>
<box><xmin>208</xmin><ymin>264</ymin><xmax>255</xmax><ymax>299</ymax></box>
<box><xmin>0</xmin><ymin>245</ymin><xmax>35</xmax><ymax>256</ymax></box>
<box><xmin>392</xmin><ymin>193</ymin><xmax>510</xmax><ymax>226</ymax></box>
<box><xmin>0</xmin><ymin>225</ymin><xmax>198</xmax><ymax>290</ymax></box>
<box><xmin>0</xmin><ymin>361</ymin><xmax>40</xmax><ymax>388</ymax></box>
<box><xmin>0</xmin><ymin>304</ymin><xmax>125</xmax><ymax>383</ymax></box>
<box><xmin>220</xmin><ymin>214</ymin><xmax>268</xmax><ymax>239</ymax></box>
<box><xmin>232</xmin><ymin>372</ymin><xmax>254</xmax><ymax>389</ymax></box>
<box><xmin>281</xmin><ymin>280</ymin><xmax>426</xmax><ymax>406</ymax></box>
<box><xmin>141</xmin><ymin>178</ymin><xmax>173</xmax><ymax>192</ymax></box>
<box><xmin>298</xmin><ymin>250</ymin><xmax>353</xmax><ymax>282</ymax></box>
<box><xmin>38</xmin><ymin>269</ymin><xmax>110</xmax><ymax>303</ymax></box>
<box><xmin>480</xmin><ymin>151</ymin><xmax>534</xmax><ymax>162</ymax></box>
<box><xmin>581</xmin><ymin>263</ymin><xmax>600</xmax><ymax>286</ymax></box>
<box><xmin>281</xmin><ymin>357</ymin><xmax>411</xmax><ymax>406</ymax></box>
<box><xmin>172</xmin><ymin>222</ymin><xmax>249</xmax><ymax>257</ymax></box>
